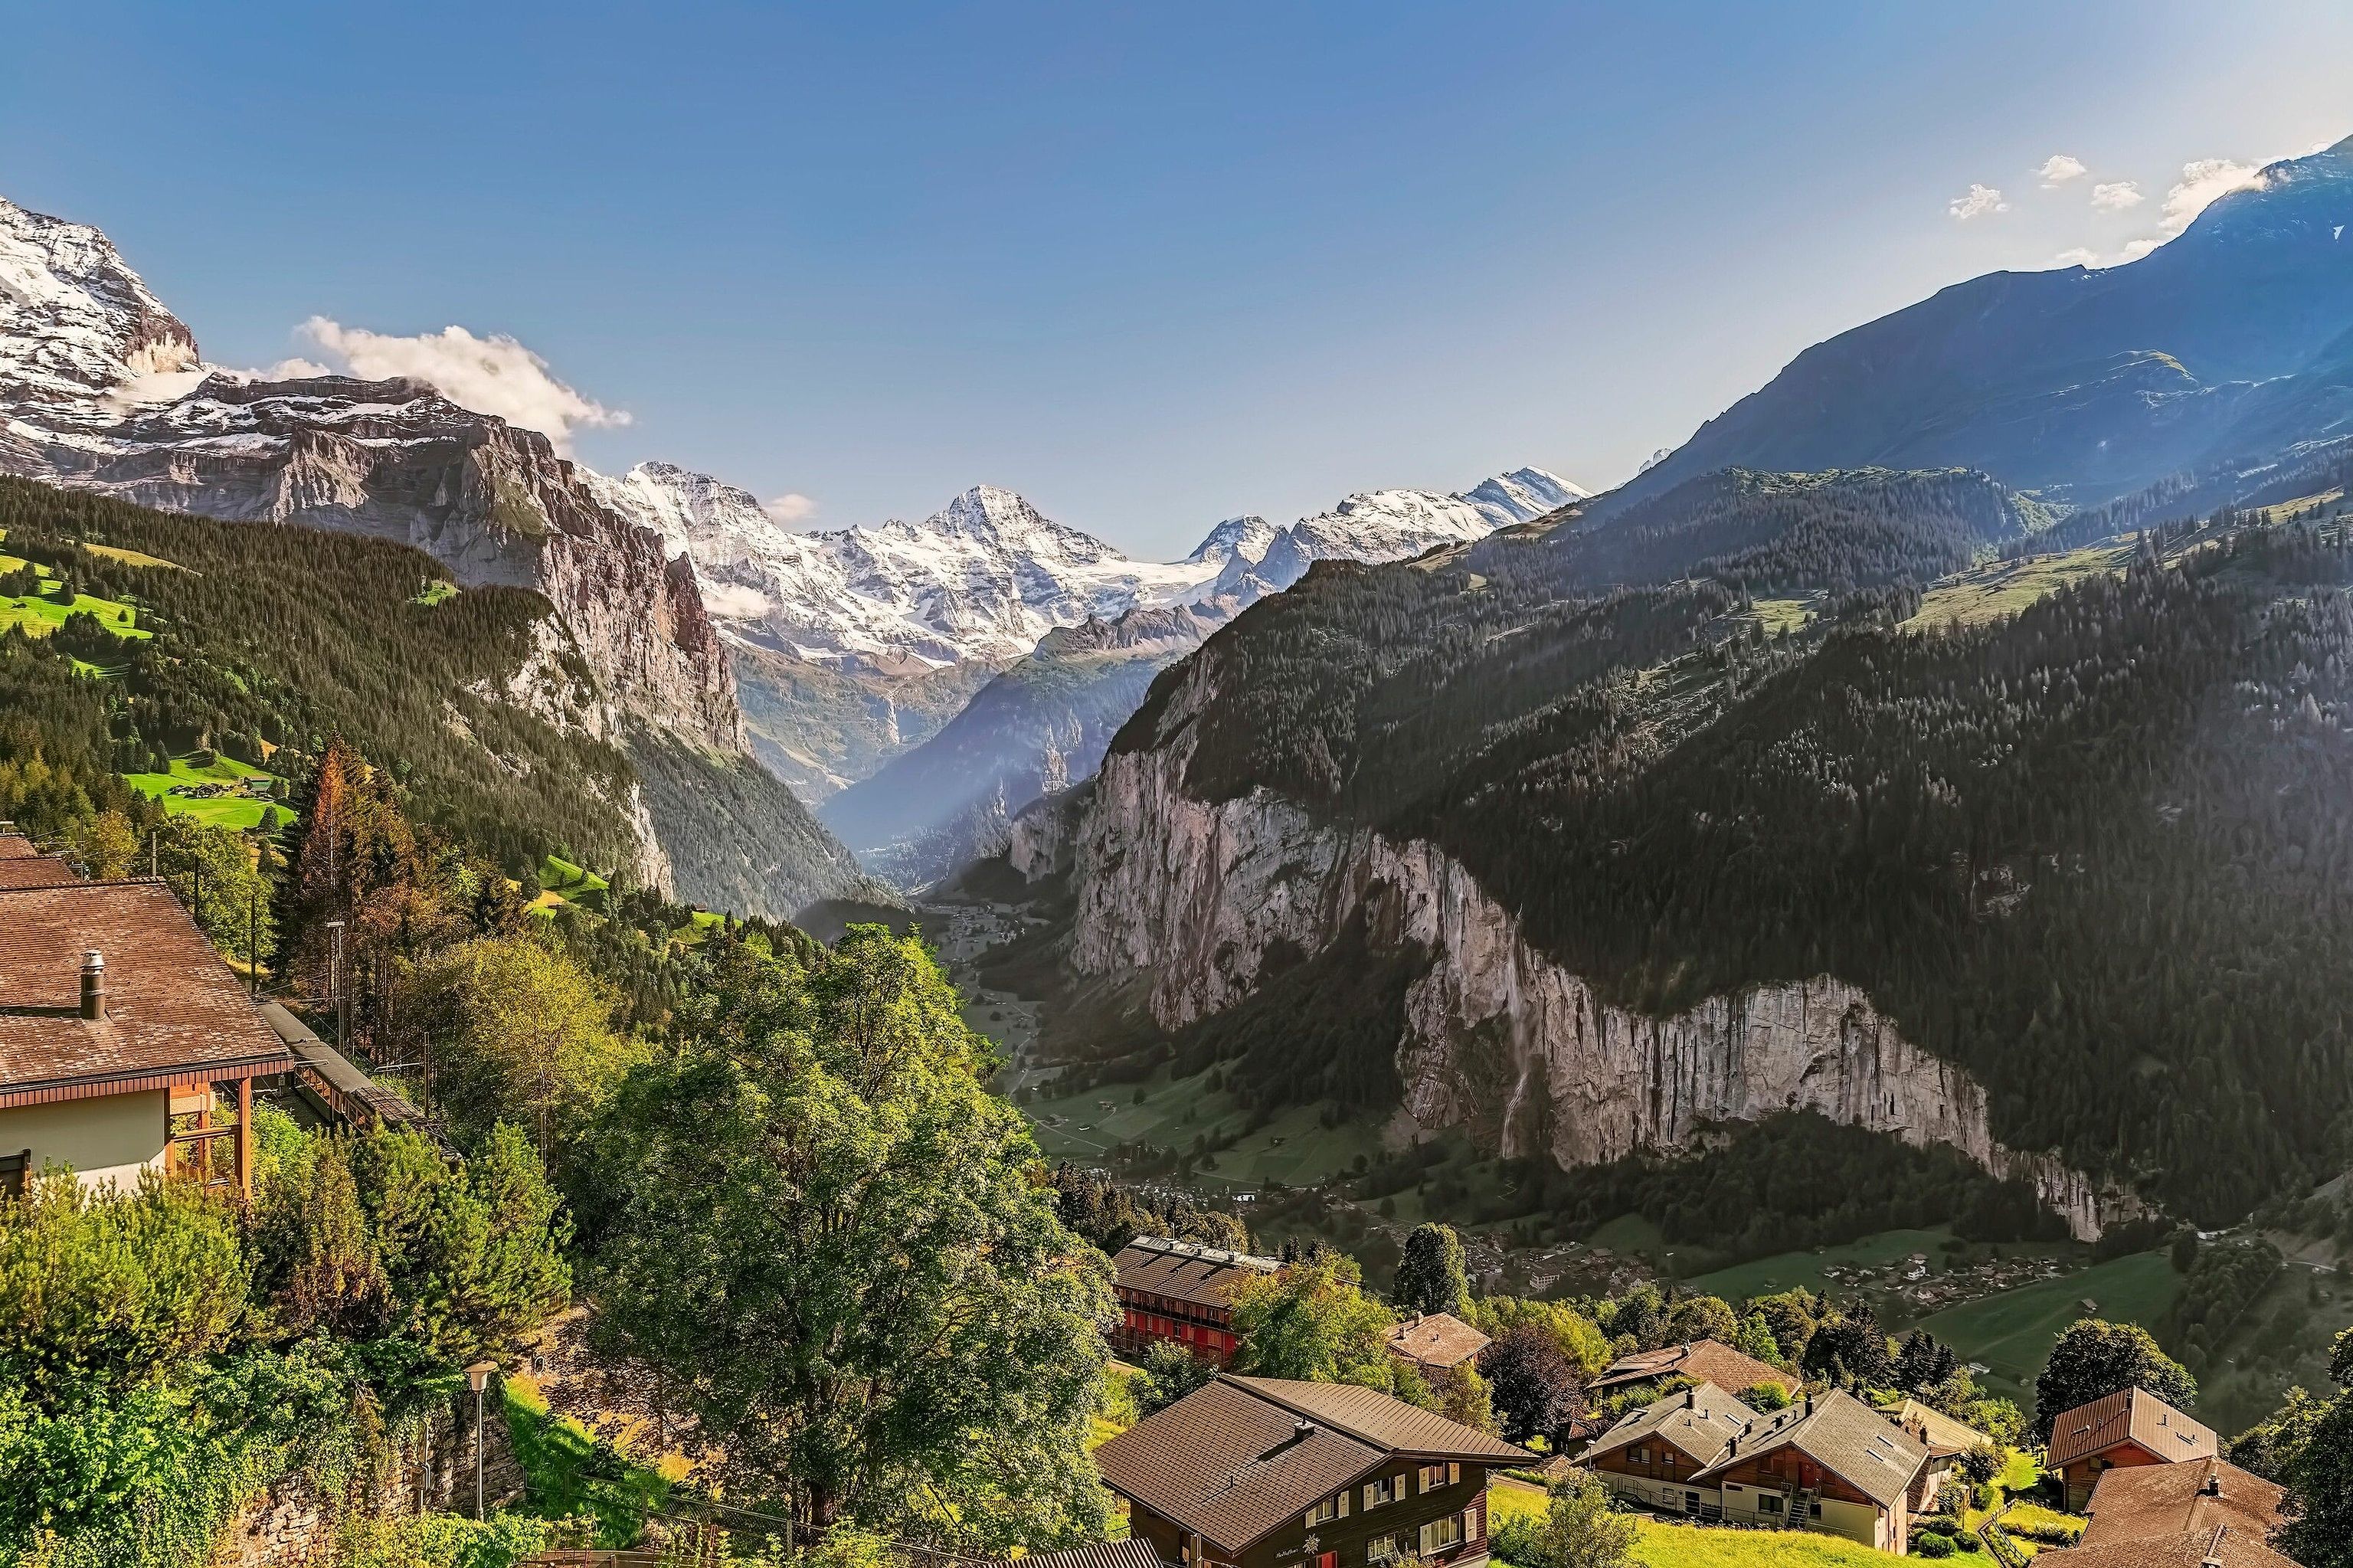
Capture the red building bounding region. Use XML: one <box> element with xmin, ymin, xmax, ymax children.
<box><xmin>1111</xmin><ymin>1236</ymin><xmax>1280</xmax><ymax>1367</ymax></box>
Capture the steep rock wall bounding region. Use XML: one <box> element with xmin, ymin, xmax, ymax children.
<box><xmin>1070</xmin><ymin>701</ymin><xmax>2135</xmax><ymax>1239</ymax></box>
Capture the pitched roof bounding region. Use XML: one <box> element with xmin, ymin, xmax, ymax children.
<box><xmin>1386</xmin><ymin>1312</ymin><xmax>1491</xmax><ymax>1371</ymax></box>
<box><xmin>1889</xmin><ymin>1397</ymin><xmax>1995</xmax><ymax>1457</ymax></box>
<box><xmin>0</xmin><ymin>855</ymin><xmax>80</xmax><ymax>887</ymax></box>
<box><xmin>1092</xmin><ymin>1376</ymin><xmax>1528</xmax><ymax>1553</ymax></box>
<box><xmin>2038</xmin><ymin>1525</ymin><xmax>2300</xmax><ymax>1568</ymax></box>
<box><xmin>0</xmin><ymin>880</ymin><xmax>292</xmax><ymax>1104</ymax></box>
<box><xmin>1583</xmin><ymin>1380</ymin><xmax>1758</xmax><ymax>1471</ymax></box>
<box><xmin>1590</xmin><ymin>1339</ymin><xmax>1787</xmax><ymax>1394</ymax></box>
<box><xmin>1005</xmin><ymin>1540</ymin><xmax>1175</xmax><ymax>1568</ymax></box>
<box><xmin>1696</xmin><ymin>1388</ymin><xmax>1932</xmax><ymax>1510</ymax></box>
<box><xmin>2077</xmin><ymin>1458</ymin><xmax>2285</xmax><ymax>1550</ymax></box>
<box><xmin>1230</xmin><ymin>1377</ymin><xmax>1529</xmax><ymax>1461</ymax></box>
<box><xmin>1112</xmin><ymin>1236</ymin><xmax>1281</xmax><ymax>1310</ymax></box>
<box><xmin>2047</xmin><ymin>1389</ymin><xmax>2216</xmax><ymax>1471</ymax></box>
<box><xmin>0</xmin><ymin>833</ymin><xmax>40</xmax><ymax>859</ymax></box>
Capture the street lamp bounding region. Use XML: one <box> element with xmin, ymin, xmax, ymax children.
<box><xmin>465</xmin><ymin>1360</ymin><xmax>498</xmax><ymax>1520</ymax></box>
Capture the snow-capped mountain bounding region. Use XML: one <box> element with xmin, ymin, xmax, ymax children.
<box><xmin>601</xmin><ymin>462</ymin><xmax>1590</xmax><ymax>675</ymax></box>
<box><xmin>1461</xmin><ymin>466</ymin><xmax>1589</xmax><ymax>526</ymax></box>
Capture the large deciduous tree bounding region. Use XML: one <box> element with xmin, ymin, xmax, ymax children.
<box><xmin>1393</xmin><ymin>1223</ymin><xmax>1473</xmax><ymax>1318</ymax></box>
<box><xmin>2031</xmin><ymin>1320</ymin><xmax>2197</xmax><ymax>1443</ymax></box>
<box><xmin>1229</xmin><ymin>1252</ymin><xmax>1397</xmax><ymax>1388</ymax></box>
<box><xmin>1478</xmin><ymin>1324</ymin><xmax>1584</xmax><ymax>1446</ymax></box>
<box><xmin>582</xmin><ymin>927</ymin><xmax>1115</xmax><ymax>1550</ymax></box>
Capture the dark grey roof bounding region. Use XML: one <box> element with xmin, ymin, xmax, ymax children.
<box><xmin>1694</xmin><ymin>1388</ymin><xmax>1931</xmax><ymax>1510</ymax></box>
<box><xmin>1582</xmin><ymin>1380</ymin><xmax>1756</xmax><ymax>1470</ymax></box>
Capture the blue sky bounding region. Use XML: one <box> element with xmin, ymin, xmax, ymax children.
<box><xmin>5</xmin><ymin>2</ymin><xmax>2351</xmax><ymax>558</ymax></box>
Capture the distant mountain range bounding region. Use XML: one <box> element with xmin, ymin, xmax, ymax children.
<box><xmin>594</xmin><ymin>459</ymin><xmax>1585</xmax><ymax>846</ymax></box>
<box><xmin>1618</xmin><ymin>136</ymin><xmax>2353</xmax><ymax>515</ymax></box>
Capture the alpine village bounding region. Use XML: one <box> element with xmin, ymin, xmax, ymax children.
<box><xmin>4</xmin><ymin>13</ymin><xmax>2353</xmax><ymax>1568</ymax></box>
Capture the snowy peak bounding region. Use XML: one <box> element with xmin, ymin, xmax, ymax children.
<box><xmin>625</xmin><ymin>461</ymin><xmax>1589</xmax><ymax>670</ymax></box>
<box><xmin>1458</xmin><ymin>466</ymin><xmax>1589</xmax><ymax>527</ymax></box>
<box><xmin>1186</xmin><ymin>515</ymin><xmax>1281</xmax><ymax>566</ymax></box>
<box><xmin>0</xmin><ymin>195</ymin><xmax>198</xmax><ymax>408</ymax></box>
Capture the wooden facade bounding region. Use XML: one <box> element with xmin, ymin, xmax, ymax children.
<box><xmin>1110</xmin><ymin>1238</ymin><xmax>1280</xmax><ymax>1369</ymax></box>
<box><xmin>1125</xmin><ymin>1460</ymin><xmax>1496</xmax><ymax>1568</ymax></box>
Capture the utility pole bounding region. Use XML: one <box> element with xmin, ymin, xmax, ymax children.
<box><xmin>326</xmin><ymin>918</ymin><xmax>346</xmax><ymax>1047</ymax></box>
<box><xmin>248</xmin><ymin>887</ymin><xmax>258</xmax><ymax>999</ymax></box>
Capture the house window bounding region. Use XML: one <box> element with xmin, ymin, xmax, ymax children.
<box><xmin>1364</xmin><ymin>1476</ymin><xmax>1400</xmax><ymax>1508</ymax></box>
<box><xmin>1367</xmin><ymin>1535</ymin><xmax>1406</xmax><ymax>1564</ymax></box>
<box><xmin>1628</xmin><ymin>1446</ymin><xmax>1648</xmax><ymax>1465</ymax></box>
<box><xmin>1418</xmin><ymin>1516</ymin><xmax>1464</xmax><ymax>1556</ymax></box>
<box><xmin>1419</xmin><ymin>1463</ymin><xmax>1449</xmax><ymax>1493</ymax></box>
<box><xmin>1759</xmin><ymin>1495</ymin><xmax>1783</xmax><ymax>1515</ymax></box>
<box><xmin>1306</xmin><ymin>1497</ymin><xmax>1341</xmax><ymax>1528</ymax></box>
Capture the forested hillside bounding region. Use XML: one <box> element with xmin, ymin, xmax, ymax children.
<box><xmin>1107</xmin><ymin>468</ymin><xmax>2353</xmax><ymax>1226</ymax></box>
<box><xmin>0</xmin><ymin>476</ymin><xmax>639</xmax><ymax>877</ymax></box>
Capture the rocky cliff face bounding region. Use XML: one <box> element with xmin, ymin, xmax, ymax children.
<box><xmin>1067</xmin><ymin>661</ymin><xmax>2136</xmax><ymax>1240</ymax></box>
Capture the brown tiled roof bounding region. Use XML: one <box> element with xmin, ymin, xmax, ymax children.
<box><xmin>1386</xmin><ymin>1312</ymin><xmax>1491</xmax><ymax>1371</ymax></box>
<box><xmin>1694</xmin><ymin>1388</ymin><xmax>1932</xmax><ymax>1510</ymax></box>
<box><xmin>0</xmin><ymin>881</ymin><xmax>292</xmax><ymax>1103</ymax></box>
<box><xmin>0</xmin><ymin>833</ymin><xmax>40</xmax><ymax>859</ymax></box>
<box><xmin>1229</xmin><ymin>1378</ymin><xmax>1528</xmax><ymax>1462</ymax></box>
<box><xmin>1590</xmin><ymin>1339</ymin><xmax>1787</xmax><ymax>1395</ymax></box>
<box><xmin>1583</xmin><ymin>1380</ymin><xmax>1757</xmax><ymax>1471</ymax></box>
<box><xmin>1005</xmin><ymin>1541</ymin><xmax>1174</xmax><ymax>1568</ymax></box>
<box><xmin>0</xmin><ymin>856</ymin><xmax>80</xmax><ymax>888</ymax></box>
<box><xmin>2047</xmin><ymin>1389</ymin><xmax>2216</xmax><ymax>1472</ymax></box>
<box><xmin>2040</xmin><ymin>1525</ymin><xmax>2300</xmax><ymax>1568</ymax></box>
<box><xmin>1112</xmin><ymin>1236</ymin><xmax>1281</xmax><ymax>1311</ymax></box>
<box><xmin>1092</xmin><ymin>1376</ymin><xmax>1527</xmax><ymax>1553</ymax></box>
<box><xmin>2077</xmin><ymin>1458</ymin><xmax>2284</xmax><ymax>1549</ymax></box>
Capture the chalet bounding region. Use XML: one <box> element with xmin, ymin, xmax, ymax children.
<box><xmin>1696</xmin><ymin>1389</ymin><xmax>1938</xmax><ymax>1553</ymax></box>
<box><xmin>1886</xmin><ymin>1398</ymin><xmax>1993</xmax><ymax>1492</ymax></box>
<box><xmin>1589</xmin><ymin>1339</ymin><xmax>1788</xmax><ymax>1399</ymax></box>
<box><xmin>2045</xmin><ymin>1388</ymin><xmax>2217</xmax><ymax>1511</ymax></box>
<box><xmin>0</xmin><ymin>831</ymin><xmax>79</xmax><ymax>889</ymax></box>
<box><xmin>1093</xmin><ymin>1374</ymin><xmax>1529</xmax><ymax>1568</ymax></box>
<box><xmin>0</xmin><ymin>879</ymin><xmax>294</xmax><ymax>1199</ymax></box>
<box><xmin>2044</xmin><ymin>1457</ymin><xmax>2297</xmax><ymax>1568</ymax></box>
<box><xmin>1582</xmin><ymin>1380</ymin><xmax>1756</xmax><ymax>1518</ymax></box>
<box><xmin>1384</xmin><ymin>1313</ymin><xmax>1491</xmax><ymax>1379</ymax></box>
<box><xmin>1111</xmin><ymin>1236</ymin><xmax>1281</xmax><ymax>1368</ymax></box>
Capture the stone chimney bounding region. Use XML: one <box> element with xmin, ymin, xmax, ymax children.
<box><xmin>80</xmin><ymin>950</ymin><xmax>105</xmax><ymax>1020</ymax></box>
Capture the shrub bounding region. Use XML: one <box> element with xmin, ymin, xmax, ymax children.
<box><xmin>1915</xmin><ymin>1534</ymin><xmax>1955</xmax><ymax>1559</ymax></box>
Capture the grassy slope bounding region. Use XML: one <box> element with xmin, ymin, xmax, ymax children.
<box><xmin>1631</xmin><ymin>1521</ymin><xmax>1896</xmax><ymax>1568</ymax></box>
<box><xmin>122</xmin><ymin>754</ymin><xmax>290</xmax><ymax>831</ymax></box>
<box><xmin>1684</xmin><ymin>1229</ymin><xmax>1955</xmax><ymax>1302</ymax></box>
<box><xmin>1903</xmin><ymin>545</ymin><xmax>2130</xmax><ymax>630</ymax></box>
<box><xmin>1021</xmin><ymin>1060</ymin><xmax>1386</xmax><ymax>1190</ymax></box>
<box><xmin>1913</xmin><ymin>1251</ymin><xmax>2180</xmax><ymax>1410</ymax></box>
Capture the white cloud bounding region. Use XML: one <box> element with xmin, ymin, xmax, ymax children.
<box><xmin>2157</xmin><ymin>157</ymin><xmax>2266</xmax><ymax>237</ymax></box>
<box><xmin>1949</xmin><ymin>183</ymin><xmax>2010</xmax><ymax>221</ymax></box>
<box><xmin>764</xmin><ymin>493</ymin><xmax>819</xmax><ymax>524</ymax></box>
<box><xmin>293</xmin><ymin>318</ymin><xmax>630</xmax><ymax>453</ymax></box>
<box><xmin>2121</xmin><ymin>237</ymin><xmax>2164</xmax><ymax>263</ymax></box>
<box><xmin>2090</xmin><ymin>180</ymin><xmax>2144</xmax><ymax>211</ymax></box>
<box><xmin>2037</xmin><ymin>154</ymin><xmax>2089</xmax><ymax>186</ymax></box>
<box><xmin>701</xmin><ymin>582</ymin><xmax>773</xmax><ymax>620</ymax></box>
<box><xmin>2052</xmin><ymin>247</ymin><xmax>2103</xmax><ymax>268</ymax></box>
